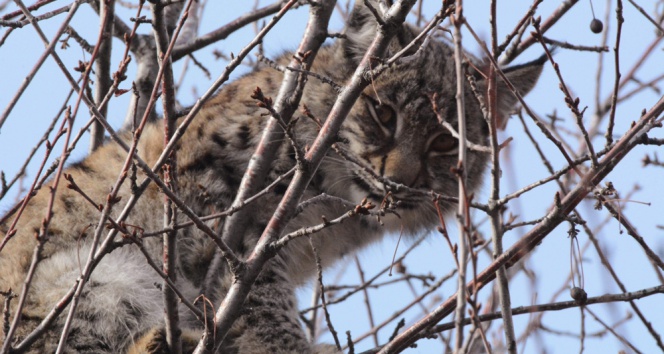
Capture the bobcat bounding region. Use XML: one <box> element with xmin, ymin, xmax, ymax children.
<box><xmin>0</xmin><ymin>1</ymin><xmax>543</xmax><ymax>353</ymax></box>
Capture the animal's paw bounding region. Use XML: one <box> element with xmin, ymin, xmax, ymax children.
<box><xmin>127</xmin><ymin>327</ymin><xmax>200</xmax><ymax>354</ymax></box>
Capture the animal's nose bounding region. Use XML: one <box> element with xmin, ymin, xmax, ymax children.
<box><xmin>371</xmin><ymin>149</ymin><xmax>423</xmax><ymax>187</ymax></box>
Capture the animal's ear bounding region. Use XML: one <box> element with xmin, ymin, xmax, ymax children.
<box><xmin>476</xmin><ymin>55</ymin><xmax>546</xmax><ymax>129</ymax></box>
<box><xmin>338</xmin><ymin>0</ymin><xmax>415</xmax><ymax>65</ymax></box>
<box><xmin>339</xmin><ymin>1</ymin><xmax>383</xmax><ymax>64</ymax></box>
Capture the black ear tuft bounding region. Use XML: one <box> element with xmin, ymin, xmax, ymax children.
<box><xmin>501</xmin><ymin>55</ymin><xmax>546</xmax><ymax>99</ymax></box>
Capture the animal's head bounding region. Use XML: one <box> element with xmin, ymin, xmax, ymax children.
<box><xmin>333</xmin><ymin>1</ymin><xmax>544</xmax><ymax>230</ymax></box>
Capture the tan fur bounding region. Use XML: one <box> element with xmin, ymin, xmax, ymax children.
<box><xmin>0</xmin><ymin>2</ymin><xmax>543</xmax><ymax>353</ymax></box>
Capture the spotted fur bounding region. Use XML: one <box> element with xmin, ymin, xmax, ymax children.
<box><xmin>0</xmin><ymin>2</ymin><xmax>542</xmax><ymax>353</ymax></box>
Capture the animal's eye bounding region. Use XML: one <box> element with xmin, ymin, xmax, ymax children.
<box><xmin>366</xmin><ymin>100</ymin><xmax>396</xmax><ymax>133</ymax></box>
<box><xmin>429</xmin><ymin>134</ymin><xmax>458</xmax><ymax>154</ymax></box>
<box><xmin>373</xmin><ymin>104</ymin><xmax>396</xmax><ymax>126</ymax></box>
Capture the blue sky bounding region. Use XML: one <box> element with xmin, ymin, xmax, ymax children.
<box><xmin>1</xmin><ymin>1</ymin><xmax>663</xmax><ymax>353</ymax></box>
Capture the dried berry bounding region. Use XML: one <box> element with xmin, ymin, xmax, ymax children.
<box><xmin>570</xmin><ymin>287</ymin><xmax>588</xmax><ymax>303</ymax></box>
<box><xmin>590</xmin><ymin>19</ymin><xmax>603</xmax><ymax>34</ymax></box>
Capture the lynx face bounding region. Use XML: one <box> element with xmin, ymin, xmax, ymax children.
<box><xmin>342</xmin><ymin>60</ymin><xmax>477</xmax><ymax>209</ymax></box>
<box><xmin>332</xmin><ymin>27</ymin><xmax>541</xmax><ymax>234</ymax></box>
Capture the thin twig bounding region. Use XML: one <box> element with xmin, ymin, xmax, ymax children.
<box><xmin>0</xmin><ymin>0</ymin><xmax>85</xmax><ymax>131</ymax></box>
<box><xmin>378</xmin><ymin>94</ymin><xmax>664</xmax><ymax>353</ymax></box>
<box><xmin>425</xmin><ymin>284</ymin><xmax>664</xmax><ymax>334</ymax></box>
<box><xmin>309</xmin><ymin>237</ymin><xmax>342</xmax><ymax>350</ymax></box>
<box><xmin>626</xmin><ymin>0</ymin><xmax>664</xmax><ymax>35</ymax></box>
<box><xmin>451</xmin><ymin>4</ymin><xmax>468</xmax><ymax>351</ymax></box>
<box><xmin>605</xmin><ymin>0</ymin><xmax>624</xmax><ymax>147</ymax></box>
